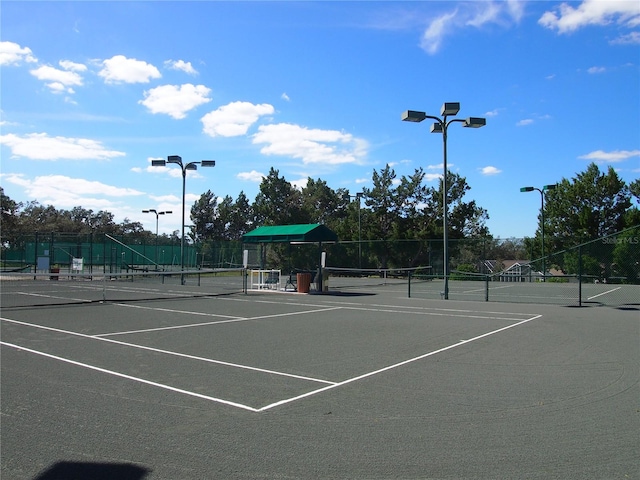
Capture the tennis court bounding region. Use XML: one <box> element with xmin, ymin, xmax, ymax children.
<box><xmin>1</xmin><ymin>274</ymin><xmax>638</xmax><ymax>479</ymax></box>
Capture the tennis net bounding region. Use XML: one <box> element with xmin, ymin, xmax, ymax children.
<box><xmin>323</xmin><ymin>266</ymin><xmax>431</xmax><ymax>291</ymax></box>
<box><xmin>0</xmin><ymin>268</ymin><xmax>246</xmax><ymax>309</ymax></box>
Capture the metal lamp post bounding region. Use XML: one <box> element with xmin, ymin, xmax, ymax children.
<box><xmin>142</xmin><ymin>208</ymin><xmax>172</xmax><ymax>268</ymax></box>
<box><xmin>344</xmin><ymin>192</ymin><xmax>364</xmax><ymax>269</ymax></box>
<box><xmin>520</xmin><ymin>184</ymin><xmax>556</xmax><ymax>281</ymax></box>
<box><xmin>151</xmin><ymin>155</ymin><xmax>215</xmax><ymax>283</ymax></box>
<box><xmin>402</xmin><ymin>103</ymin><xmax>485</xmax><ymax>299</ymax></box>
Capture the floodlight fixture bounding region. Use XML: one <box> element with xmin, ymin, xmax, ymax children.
<box><xmin>520</xmin><ymin>184</ymin><xmax>556</xmax><ymax>281</ymax></box>
<box><xmin>464</xmin><ymin>117</ymin><xmax>486</xmax><ymax>128</ymax></box>
<box><xmin>441</xmin><ymin>102</ymin><xmax>460</xmax><ymax>116</ymax></box>
<box><xmin>151</xmin><ymin>159</ymin><xmax>166</xmax><ymax>167</ymax></box>
<box><xmin>401</xmin><ymin>101</ymin><xmax>486</xmax><ymax>299</ymax></box>
<box><xmin>156</xmin><ymin>155</ymin><xmax>217</xmax><ymax>283</ymax></box>
<box><xmin>401</xmin><ymin>110</ymin><xmax>427</xmax><ymax>123</ymax></box>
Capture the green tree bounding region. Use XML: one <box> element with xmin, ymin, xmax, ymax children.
<box><xmin>190</xmin><ymin>190</ymin><xmax>221</xmax><ymax>242</ymax></box>
<box><xmin>253</xmin><ymin>168</ymin><xmax>304</xmax><ymax>226</ymax></box>
<box><xmin>545</xmin><ymin>163</ymin><xmax>633</xmax><ymax>253</ymax></box>
<box><xmin>612</xmin><ymin>227</ymin><xmax>640</xmax><ymax>284</ymax></box>
<box><xmin>1</xmin><ymin>188</ymin><xmax>21</xmax><ymax>246</ymax></box>
<box><xmin>301</xmin><ymin>178</ymin><xmax>343</xmax><ymax>226</ymax></box>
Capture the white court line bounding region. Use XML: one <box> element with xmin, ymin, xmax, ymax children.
<box><xmin>461</xmin><ymin>284</ymin><xmax>516</xmax><ymax>294</ymax></box>
<box><xmin>1</xmin><ymin>311</ymin><xmax>544</xmax><ymax>412</ymax></box>
<box><xmin>588</xmin><ymin>287</ymin><xmax>622</xmax><ymax>300</ymax></box>
<box><xmin>0</xmin><ymin>317</ymin><xmax>336</xmax><ymax>385</ymax></box>
<box><xmin>0</xmin><ymin>341</ymin><xmax>259</xmax><ymax>412</ymax></box>
<box><xmin>220</xmin><ymin>296</ymin><xmax>533</xmax><ymax>321</ymax></box>
<box><xmin>97</xmin><ymin>304</ymin><xmax>343</xmax><ymax>336</ymax></box>
<box><xmin>257</xmin><ymin>314</ymin><xmax>543</xmax><ymax>412</ymax></box>
<box><xmin>16</xmin><ymin>291</ymin><xmax>92</xmax><ymax>303</ymax></box>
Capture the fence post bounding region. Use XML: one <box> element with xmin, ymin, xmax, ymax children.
<box><xmin>408</xmin><ymin>271</ymin><xmax>412</xmax><ymax>298</ymax></box>
<box><xmin>578</xmin><ymin>244</ymin><xmax>583</xmax><ymax>307</ymax></box>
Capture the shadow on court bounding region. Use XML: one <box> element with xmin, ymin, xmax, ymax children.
<box><xmin>33</xmin><ymin>462</ymin><xmax>150</xmax><ymax>480</ymax></box>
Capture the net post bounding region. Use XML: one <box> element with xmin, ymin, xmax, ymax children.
<box><xmin>408</xmin><ymin>271</ymin><xmax>412</xmax><ymax>298</ymax></box>
<box><xmin>578</xmin><ymin>244</ymin><xmax>583</xmax><ymax>307</ymax></box>
<box><xmin>485</xmin><ymin>274</ymin><xmax>489</xmax><ymax>302</ymax></box>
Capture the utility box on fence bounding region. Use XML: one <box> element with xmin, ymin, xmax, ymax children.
<box><xmin>297</xmin><ymin>273</ymin><xmax>312</xmax><ymax>293</ymax></box>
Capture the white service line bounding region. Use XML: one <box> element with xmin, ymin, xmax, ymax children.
<box><xmin>256</xmin><ymin>314</ymin><xmax>543</xmax><ymax>412</ymax></box>
<box><xmin>97</xmin><ymin>304</ymin><xmax>343</xmax><ymax>336</ymax></box>
<box><xmin>218</xmin><ymin>297</ymin><xmax>530</xmax><ymax>322</ymax></box>
<box><xmin>588</xmin><ymin>287</ymin><xmax>622</xmax><ymax>300</ymax></box>
<box><xmin>0</xmin><ymin>341</ymin><xmax>259</xmax><ymax>412</ymax></box>
<box><xmin>0</xmin><ymin>317</ymin><xmax>336</xmax><ymax>385</ymax></box>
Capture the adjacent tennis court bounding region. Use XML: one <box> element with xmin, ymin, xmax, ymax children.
<box><xmin>1</xmin><ymin>276</ymin><xmax>638</xmax><ymax>479</ymax></box>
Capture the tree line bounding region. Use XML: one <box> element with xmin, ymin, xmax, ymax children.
<box><xmin>2</xmin><ymin>162</ymin><xmax>638</xmax><ymax>266</ymax></box>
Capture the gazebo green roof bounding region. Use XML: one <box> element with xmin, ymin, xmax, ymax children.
<box><xmin>242</xmin><ymin>223</ymin><xmax>338</xmax><ymax>243</ymax></box>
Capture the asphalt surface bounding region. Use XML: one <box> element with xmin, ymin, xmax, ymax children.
<box><xmin>1</xmin><ymin>286</ymin><xmax>638</xmax><ymax>479</ymax></box>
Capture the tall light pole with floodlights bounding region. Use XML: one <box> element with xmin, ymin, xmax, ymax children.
<box><xmin>520</xmin><ymin>184</ymin><xmax>556</xmax><ymax>281</ymax></box>
<box><xmin>151</xmin><ymin>155</ymin><xmax>215</xmax><ymax>283</ymax></box>
<box><xmin>402</xmin><ymin>103</ymin><xmax>486</xmax><ymax>299</ymax></box>
<box><xmin>142</xmin><ymin>208</ymin><xmax>172</xmax><ymax>268</ymax></box>
<box><xmin>344</xmin><ymin>191</ymin><xmax>364</xmax><ymax>269</ymax></box>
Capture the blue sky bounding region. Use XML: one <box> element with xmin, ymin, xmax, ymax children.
<box><xmin>1</xmin><ymin>0</ymin><xmax>639</xmax><ymax>238</ymax></box>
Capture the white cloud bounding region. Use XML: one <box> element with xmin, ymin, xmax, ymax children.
<box><xmin>30</xmin><ymin>64</ymin><xmax>84</xmax><ymax>93</ymax></box>
<box><xmin>164</xmin><ymin>59</ymin><xmax>198</xmax><ymax>75</ymax></box>
<box><xmin>2</xmin><ymin>173</ymin><xmax>143</xmax><ymax>210</ymax></box>
<box><xmin>237</xmin><ymin>170</ymin><xmax>265</xmax><ymax>182</ymax></box>
<box><xmin>424</xmin><ymin>173</ymin><xmax>442</xmax><ymax>182</ymax></box>
<box><xmin>252</xmin><ymin>123</ymin><xmax>368</xmax><ymax>166</ymax></box>
<box><xmin>539</xmin><ymin>0</ymin><xmax>640</xmax><ymax>34</ymax></box>
<box><xmin>291</xmin><ymin>178</ymin><xmax>309</xmax><ymax>191</ymax></box>
<box><xmin>281</xmin><ymin>92</ymin><xmax>290</xmax><ymax>101</ymax></box>
<box><xmin>480</xmin><ymin>165</ymin><xmax>502</xmax><ymax>175</ymax></box>
<box><xmin>0</xmin><ymin>41</ymin><xmax>37</xmax><ymax>65</ymax></box>
<box><xmin>98</xmin><ymin>55</ymin><xmax>161</xmax><ymax>84</ymax></box>
<box><xmin>587</xmin><ymin>66</ymin><xmax>606</xmax><ymax>74</ymax></box>
<box><xmin>0</xmin><ymin>133</ymin><xmax>125</xmax><ymax>161</ymax></box>
<box><xmin>139</xmin><ymin>84</ymin><xmax>212</xmax><ymax>119</ymax></box>
<box><xmin>610</xmin><ymin>31</ymin><xmax>640</xmax><ymax>45</ymax></box>
<box><xmin>59</xmin><ymin>60</ymin><xmax>87</xmax><ymax>72</ymax></box>
<box><xmin>517</xmin><ymin>118</ymin><xmax>534</xmax><ymax>126</ymax></box>
<box><xmin>420</xmin><ymin>1</ymin><xmax>525</xmax><ymax>54</ymax></box>
<box><xmin>201</xmin><ymin>101</ymin><xmax>275</xmax><ymax>137</ymax></box>
<box><xmin>421</xmin><ymin>9</ymin><xmax>458</xmax><ymax>55</ymax></box>
<box><xmin>579</xmin><ymin>149</ymin><xmax>640</xmax><ymax>163</ymax></box>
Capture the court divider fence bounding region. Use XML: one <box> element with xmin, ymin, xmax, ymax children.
<box><xmin>2</xmin><ymin>225</ymin><xmax>638</xmax><ymax>307</ymax></box>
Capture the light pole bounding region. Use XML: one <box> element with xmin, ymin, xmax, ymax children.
<box><xmin>520</xmin><ymin>184</ymin><xmax>556</xmax><ymax>281</ymax></box>
<box><xmin>344</xmin><ymin>192</ymin><xmax>364</xmax><ymax>269</ymax></box>
<box><xmin>402</xmin><ymin>103</ymin><xmax>486</xmax><ymax>299</ymax></box>
<box><xmin>142</xmin><ymin>208</ymin><xmax>172</xmax><ymax>268</ymax></box>
<box><xmin>151</xmin><ymin>155</ymin><xmax>215</xmax><ymax>283</ymax></box>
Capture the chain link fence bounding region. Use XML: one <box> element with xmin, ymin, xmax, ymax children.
<box><xmin>2</xmin><ymin>226</ymin><xmax>638</xmax><ymax>307</ymax></box>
